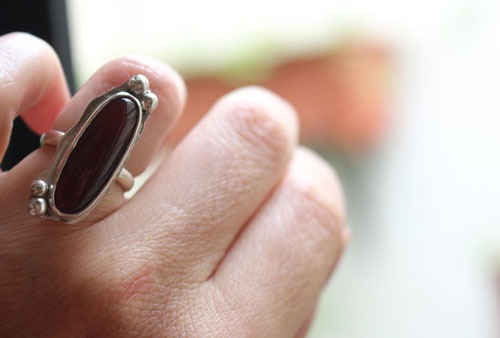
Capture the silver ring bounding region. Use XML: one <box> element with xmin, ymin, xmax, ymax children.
<box><xmin>28</xmin><ymin>75</ymin><xmax>158</xmax><ymax>224</ymax></box>
<box><xmin>40</xmin><ymin>130</ymin><xmax>135</xmax><ymax>191</ymax></box>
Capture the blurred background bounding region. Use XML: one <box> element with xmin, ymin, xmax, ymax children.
<box><xmin>2</xmin><ymin>0</ymin><xmax>500</xmax><ymax>337</ymax></box>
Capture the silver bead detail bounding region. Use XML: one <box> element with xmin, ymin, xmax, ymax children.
<box><xmin>31</xmin><ymin>180</ymin><xmax>48</xmax><ymax>197</ymax></box>
<box><xmin>128</xmin><ymin>74</ymin><xmax>150</xmax><ymax>95</ymax></box>
<box><xmin>28</xmin><ymin>198</ymin><xmax>47</xmax><ymax>216</ymax></box>
<box><xmin>141</xmin><ymin>90</ymin><xmax>158</xmax><ymax>112</ymax></box>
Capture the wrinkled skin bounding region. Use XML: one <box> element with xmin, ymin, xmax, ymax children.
<box><xmin>0</xmin><ymin>32</ymin><xmax>349</xmax><ymax>338</ymax></box>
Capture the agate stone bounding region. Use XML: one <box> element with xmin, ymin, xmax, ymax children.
<box><xmin>54</xmin><ymin>97</ymin><xmax>139</xmax><ymax>214</ymax></box>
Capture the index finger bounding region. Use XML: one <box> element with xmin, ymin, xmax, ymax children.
<box><xmin>0</xmin><ymin>32</ymin><xmax>70</xmax><ymax>161</ymax></box>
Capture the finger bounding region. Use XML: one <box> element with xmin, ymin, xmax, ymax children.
<box><xmin>206</xmin><ymin>147</ymin><xmax>349</xmax><ymax>337</ymax></box>
<box><xmin>114</xmin><ymin>86</ymin><xmax>298</xmax><ymax>282</ymax></box>
<box><xmin>295</xmin><ymin>306</ymin><xmax>316</xmax><ymax>338</ymax></box>
<box><xmin>0</xmin><ymin>32</ymin><xmax>69</xmax><ymax>162</ymax></box>
<box><xmin>52</xmin><ymin>54</ymin><xmax>186</xmax><ymax>176</ymax></box>
<box><xmin>0</xmin><ymin>56</ymin><xmax>185</xmax><ymax>226</ymax></box>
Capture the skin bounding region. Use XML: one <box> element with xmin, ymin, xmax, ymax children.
<box><xmin>0</xmin><ymin>32</ymin><xmax>349</xmax><ymax>337</ymax></box>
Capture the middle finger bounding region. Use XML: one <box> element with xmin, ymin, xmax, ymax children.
<box><xmin>115</xmin><ymin>86</ymin><xmax>298</xmax><ymax>283</ymax></box>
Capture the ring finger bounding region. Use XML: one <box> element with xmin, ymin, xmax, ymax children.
<box><xmin>1</xmin><ymin>51</ymin><xmax>185</xmax><ymax>227</ymax></box>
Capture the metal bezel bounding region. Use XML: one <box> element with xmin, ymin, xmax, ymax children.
<box><xmin>30</xmin><ymin>78</ymin><xmax>154</xmax><ymax>223</ymax></box>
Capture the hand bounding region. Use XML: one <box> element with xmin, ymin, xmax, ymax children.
<box><xmin>0</xmin><ymin>32</ymin><xmax>349</xmax><ymax>337</ymax></box>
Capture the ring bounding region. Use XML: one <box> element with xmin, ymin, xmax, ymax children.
<box><xmin>39</xmin><ymin>130</ymin><xmax>135</xmax><ymax>191</ymax></box>
<box><xmin>28</xmin><ymin>75</ymin><xmax>158</xmax><ymax>224</ymax></box>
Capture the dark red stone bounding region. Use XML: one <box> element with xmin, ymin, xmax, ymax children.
<box><xmin>54</xmin><ymin>97</ymin><xmax>139</xmax><ymax>214</ymax></box>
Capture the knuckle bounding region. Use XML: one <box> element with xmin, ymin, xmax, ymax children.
<box><xmin>115</xmin><ymin>55</ymin><xmax>186</xmax><ymax>117</ymax></box>
<box><xmin>3</xmin><ymin>32</ymin><xmax>59</xmax><ymax>62</ymax></box>
<box><xmin>90</xmin><ymin>56</ymin><xmax>186</xmax><ymax>127</ymax></box>
<box><xmin>291</xmin><ymin>179</ymin><xmax>344</xmax><ymax>241</ymax></box>
<box><xmin>232</xmin><ymin>106</ymin><xmax>290</xmax><ymax>157</ymax></box>
<box><xmin>0</xmin><ymin>32</ymin><xmax>60</xmax><ymax>119</ymax></box>
<box><xmin>3</xmin><ymin>32</ymin><xmax>47</xmax><ymax>47</ymax></box>
<box><xmin>285</xmin><ymin>147</ymin><xmax>346</xmax><ymax>245</ymax></box>
<box><xmin>0</xmin><ymin>31</ymin><xmax>58</xmax><ymax>86</ymax></box>
<box><xmin>217</xmin><ymin>86</ymin><xmax>297</xmax><ymax>160</ymax></box>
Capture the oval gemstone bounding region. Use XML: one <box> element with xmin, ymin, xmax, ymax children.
<box><xmin>54</xmin><ymin>97</ymin><xmax>139</xmax><ymax>214</ymax></box>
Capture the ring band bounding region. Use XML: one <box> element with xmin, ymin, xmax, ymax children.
<box><xmin>40</xmin><ymin>130</ymin><xmax>134</xmax><ymax>191</ymax></box>
<box><xmin>28</xmin><ymin>75</ymin><xmax>158</xmax><ymax>224</ymax></box>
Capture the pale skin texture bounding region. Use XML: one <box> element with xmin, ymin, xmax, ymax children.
<box><xmin>0</xmin><ymin>32</ymin><xmax>349</xmax><ymax>337</ymax></box>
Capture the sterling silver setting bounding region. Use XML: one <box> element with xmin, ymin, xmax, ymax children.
<box><xmin>39</xmin><ymin>130</ymin><xmax>135</xmax><ymax>191</ymax></box>
<box><xmin>28</xmin><ymin>75</ymin><xmax>157</xmax><ymax>224</ymax></box>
